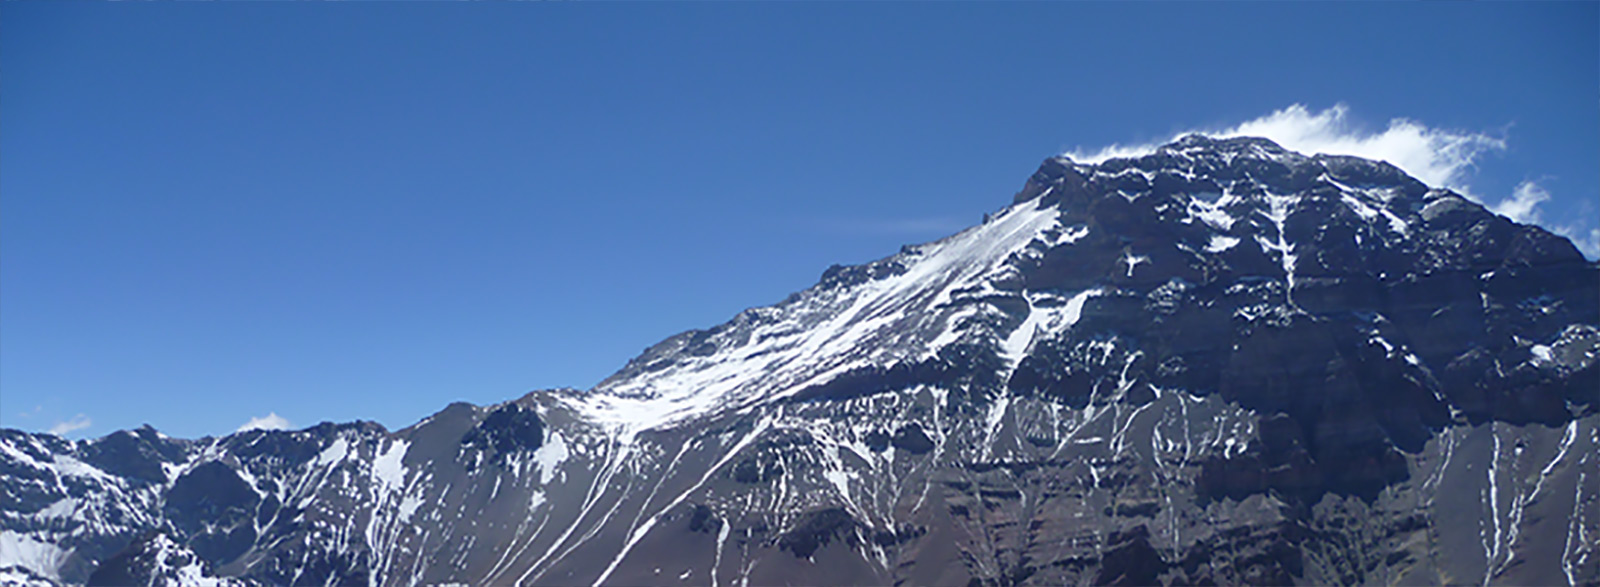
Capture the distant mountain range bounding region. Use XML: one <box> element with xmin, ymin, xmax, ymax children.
<box><xmin>4</xmin><ymin>135</ymin><xmax>1596</xmax><ymax>586</ymax></box>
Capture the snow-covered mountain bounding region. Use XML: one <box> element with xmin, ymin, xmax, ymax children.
<box><xmin>4</xmin><ymin>135</ymin><xmax>1596</xmax><ymax>586</ymax></box>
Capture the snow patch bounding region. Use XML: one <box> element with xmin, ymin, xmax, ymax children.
<box><xmin>50</xmin><ymin>455</ymin><xmax>114</xmax><ymax>483</ymax></box>
<box><xmin>372</xmin><ymin>439</ymin><xmax>410</xmax><ymax>492</ymax></box>
<box><xmin>1204</xmin><ymin>235</ymin><xmax>1240</xmax><ymax>253</ymax></box>
<box><xmin>0</xmin><ymin>532</ymin><xmax>68</xmax><ymax>582</ymax></box>
<box><xmin>927</xmin><ymin>306</ymin><xmax>979</xmax><ymax>353</ymax></box>
<box><xmin>1047</xmin><ymin>224</ymin><xmax>1090</xmax><ymax>247</ymax></box>
<box><xmin>823</xmin><ymin>469</ymin><xmax>854</xmax><ymax>505</ymax></box>
<box><xmin>397</xmin><ymin>495</ymin><xmax>424</xmax><ymax>522</ymax></box>
<box><xmin>146</xmin><ymin>534</ymin><xmax>232</xmax><ymax>587</ymax></box>
<box><xmin>1187</xmin><ymin>195</ymin><xmax>1236</xmax><ymax>231</ymax></box>
<box><xmin>983</xmin><ymin>396</ymin><xmax>1012</xmax><ymax>459</ymax></box>
<box><xmin>36</xmin><ymin>498</ymin><xmax>78</xmax><ymax>520</ymax></box>
<box><xmin>1002</xmin><ymin>298</ymin><xmax>1041</xmax><ymax>366</ymax></box>
<box><xmin>1054</xmin><ymin>288</ymin><xmax>1103</xmax><ymax>331</ymax></box>
<box><xmin>1000</xmin><ymin>289</ymin><xmax>1102</xmax><ymax>367</ymax></box>
<box><xmin>1370</xmin><ymin>335</ymin><xmax>1396</xmax><ymax>358</ymax></box>
<box><xmin>1257</xmin><ymin>192</ymin><xmax>1300</xmax><ymax>305</ymax></box>
<box><xmin>0</xmin><ymin>440</ymin><xmax>45</xmax><ymax>471</ymax></box>
<box><xmin>1530</xmin><ymin>344</ymin><xmax>1553</xmax><ymax>365</ymax></box>
<box><xmin>1121</xmin><ymin>251</ymin><xmax>1150</xmax><ymax>277</ymax></box>
<box><xmin>315</xmin><ymin>437</ymin><xmax>350</xmax><ymax>468</ymax></box>
<box><xmin>532</xmin><ymin>432</ymin><xmax>569</xmax><ymax>485</ymax></box>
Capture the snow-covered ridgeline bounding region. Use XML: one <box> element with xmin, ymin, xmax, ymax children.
<box><xmin>565</xmin><ymin>196</ymin><xmax>1067</xmax><ymax>438</ymax></box>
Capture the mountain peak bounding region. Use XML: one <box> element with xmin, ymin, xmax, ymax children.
<box><xmin>567</xmin><ymin>135</ymin><xmax>1590</xmax><ymax>439</ymax></box>
<box><xmin>1055</xmin><ymin>134</ymin><xmax>1304</xmax><ymax>169</ymax></box>
<box><xmin>4</xmin><ymin>142</ymin><xmax>1596</xmax><ymax>587</ymax></box>
<box><xmin>1162</xmin><ymin>133</ymin><xmax>1296</xmax><ymax>156</ymax></box>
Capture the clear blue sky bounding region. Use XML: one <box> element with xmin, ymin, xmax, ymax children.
<box><xmin>3</xmin><ymin>3</ymin><xmax>1595</xmax><ymax>439</ymax></box>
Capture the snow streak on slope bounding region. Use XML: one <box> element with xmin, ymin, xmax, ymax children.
<box><xmin>1002</xmin><ymin>288</ymin><xmax>1103</xmax><ymax>368</ymax></box>
<box><xmin>565</xmin><ymin>197</ymin><xmax>1063</xmax><ymax>438</ymax></box>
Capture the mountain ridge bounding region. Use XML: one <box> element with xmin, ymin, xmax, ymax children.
<box><xmin>4</xmin><ymin>135</ymin><xmax>1596</xmax><ymax>586</ymax></box>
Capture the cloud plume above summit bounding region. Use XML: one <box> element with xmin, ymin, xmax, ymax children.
<box><xmin>237</xmin><ymin>412</ymin><xmax>292</xmax><ymax>433</ymax></box>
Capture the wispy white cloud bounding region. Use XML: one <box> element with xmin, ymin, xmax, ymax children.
<box><xmin>1214</xmin><ymin>104</ymin><xmax>1505</xmax><ymax>194</ymax></box>
<box><xmin>1491</xmin><ymin>181</ymin><xmax>1551</xmax><ymax>225</ymax></box>
<box><xmin>1069</xmin><ymin>142</ymin><xmax>1164</xmax><ymax>166</ymax></box>
<box><xmin>1067</xmin><ymin>103</ymin><xmax>1596</xmax><ymax>259</ymax></box>
<box><xmin>1490</xmin><ymin>180</ymin><xmax>1600</xmax><ymax>258</ymax></box>
<box><xmin>237</xmin><ymin>412</ymin><xmax>291</xmax><ymax>433</ymax></box>
<box><xmin>48</xmin><ymin>414</ymin><xmax>92</xmax><ymax>436</ymax></box>
<box><xmin>1566</xmin><ymin>227</ymin><xmax>1600</xmax><ymax>260</ymax></box>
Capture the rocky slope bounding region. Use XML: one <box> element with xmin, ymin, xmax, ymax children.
<box><xmin>3</xmin><ymin>135</ymin><xmax>1596</xmax><ymax>586</ymax></box>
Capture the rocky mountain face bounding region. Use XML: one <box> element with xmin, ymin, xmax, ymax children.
<box><xmin>3</xmin><ymin>135</ymin><xmax>1596</xmax><ymax>586</ymax></box>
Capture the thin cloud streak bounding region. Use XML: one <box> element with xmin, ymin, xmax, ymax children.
<box><xmin>1566</xmin><ymin>228</ymin><xmax>1600</xmax><ymax>260</ymax></box>
<box><xmin>1486</xmin><ymin>180</ymin><xmax>1598</xmax><ymax>257</ymax></box>
<box><xmin>1491</xmin><ymin>181</ymin><xmax>1551</xmax><ymax>225</ymax></box>
<box><xmin>48</xmin><ymin>414</ymin><xmax>92</xmax><ymax>436</ymax></box>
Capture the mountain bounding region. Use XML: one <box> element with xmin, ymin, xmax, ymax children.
<box><xmin>3</xmin><ymin>135</ymin><xmax>1596</xmax><ymax>586</ymax></box>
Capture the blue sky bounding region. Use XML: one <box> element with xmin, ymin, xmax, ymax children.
<box><xmin>3</xmin><ymin>3</ymin><xmax>1595</xmax><ymax>439</ymax></box>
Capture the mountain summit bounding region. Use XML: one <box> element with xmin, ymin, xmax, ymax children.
<box><xmin>4</xmin><ymin>136</ymin><xmax>1596</xmax><ymax>586</ymax></box>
